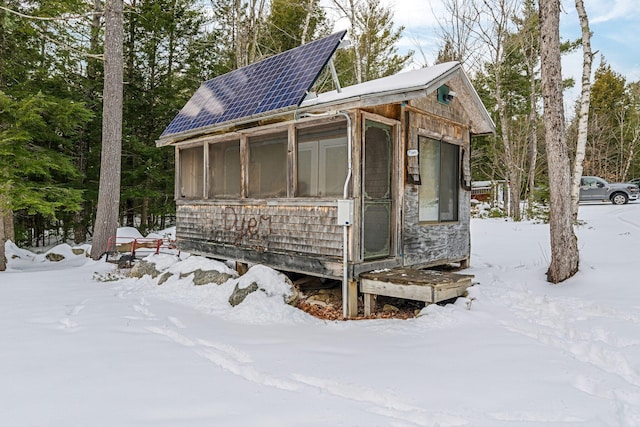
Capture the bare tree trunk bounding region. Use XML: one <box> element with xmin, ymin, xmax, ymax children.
<box><xmin>75</xmin><ymin>0</ymin><xmax>103</xmax><ymax>245</ymax></box>
<box><xmin>3</xmin><ymin>207</ymin><xmax>14</xmax><ymax>242</ymax></box>
<box><xmin>570</xmin><ymin>0</ymin><xmax>593</xmax><ymax>220</ymax></box>
<box><xmin>248</xmin><ymin>0</ymin><xmax>266</xmax><ymax>63</ymax></box>
<box><xmin>0</xmin><ymin>193</ymin><xmax>7</xmax><ymax>271</ymax></box>
<box><xmin>526</xmin><ymin>50</ymin><xmax>538</xmax><ymax>208</ymax></box>
<box><xmin>300</xmin><ymin>0</ymin><xmax>315</xmax><ymax>44</ymax></box>
<box><xmin>91</xmin><ymin>0</ymin><xmax>124</xmax><ymax>260</ymax></box>
<box><xmin>436</xmin><ymin>0</ymin><xmax>481</xmax><ymax>70</ymax></box>
<box><xmin>490</xmin><ymin>0</ymin><xmax>521</xmax><ymax>220</ymax></box>
<box><xmin>141</xmin><ymin>196</ymin><xmax>149</xmax><ymax>231</ymax></box>
<box><xmin>539</xmin><ymin>0</ymin><xmax>579</xmax><ymax>283</ymax></box>
<box><xmin>332</xmin><ymin>0</ymin><xmax>362</xmax><ymax>83</ymax></box>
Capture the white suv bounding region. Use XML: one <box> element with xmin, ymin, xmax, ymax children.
<box><xmin>579</xmin><ymin>176</ymin><xmax>640</xmax><ymax>205</ymax></box>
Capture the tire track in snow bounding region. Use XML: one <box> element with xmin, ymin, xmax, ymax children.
<box><xmin>615</xmin><ymin>211</ymin><xmax>640</xmax><ymax>230</ymax></box>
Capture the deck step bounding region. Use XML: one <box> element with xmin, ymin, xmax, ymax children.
<box><xmin>359</xmin><ymin>268</ymin><xmax>474</xmax><ymax>315</ymax></box>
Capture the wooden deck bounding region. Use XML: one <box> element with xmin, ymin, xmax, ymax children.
<box><xmin>359</xmin><ymin>268</ymin><xmax>474</xmax><ymax>316</ymax></box>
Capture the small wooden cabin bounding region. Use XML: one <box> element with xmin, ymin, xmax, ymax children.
<box><xmin>157</xmin><ymin>32</ymin><xmax>494</xmax><ymax>317</ymax></box>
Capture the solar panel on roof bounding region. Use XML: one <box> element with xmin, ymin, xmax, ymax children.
<box><xmin>161</xmin><ymin>30</ymin><xmax>347</xmax><ymax>138</ymax></box>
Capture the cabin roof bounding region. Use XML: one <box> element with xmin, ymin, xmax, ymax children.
<box><xmin>157</xmin><ymin>52</ymin><xmax>494</xmax><ymax>147</ymax></box>
<box><xmin>298</xmin><ymin>61</ymin><xmax>495</xmax><ymax>136</ymax></box>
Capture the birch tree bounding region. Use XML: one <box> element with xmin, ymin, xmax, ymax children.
<box><xmin>539</xmin><ymin>0</ymin><xmax>579</xmax><ymax>283</ymax></box>
<box><xmin>569</xmin><ymin>0</ymin><xmax>594</xmax><ymax>220</ymax></box>
<box><xmin>262</xmin><ymin>0</ymin><xmax>326</xmax><ymax>53</ymax></box>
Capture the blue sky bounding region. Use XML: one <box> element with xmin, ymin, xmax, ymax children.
<box><xmin>329</xmin><ymin>0</ymin><xmax>640</xmax><ymax>104</ymax></box>
<box><xmin>561</xmin><ymin>0</ymin><xmax>640</xmax><ymax>83</ymax></box>
<box><xmin>398</xmin><ymin>0</ymin><xmax>639</xmax><ymax>81</ymax></box>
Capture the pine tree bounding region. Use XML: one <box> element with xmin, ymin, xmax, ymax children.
<box><xmin>330</xmin><ymin>0</ymin><xmax>411</xmax><ymax>87</ymax></box>
<box><xmin>0</xmin><ymin>1</ymin><xmax>93</xmax><ymax>248</ymax></box>
<box><xmin>121</xmin><ymin>0</ymin><xmax>215</xmax><ymax>233</ymax></box>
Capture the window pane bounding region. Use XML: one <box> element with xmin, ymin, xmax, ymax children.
<box><xmin>297</xmin><ymin>141</ymin><xmax>317</xmax><ymax>196</ymax></box>
<box><xmin>248</xmin><ymin>132</ymin><xmax>287</xmax><ymax>198</ymax></box>
<box><xmin>440</xmin><ymin>142</ymin><xmax>459</xmax><ymax>221</ymax></box>
<box><xmin>209</xmin><ymin>140</ymin><xmax>240</xmax><ymax>198</ymax></box>
<box><xmin>297</xmin><ymin>123</ymin><xmax>347</xmax><ymax>197</ymax></box>
<box><xmin>364</xmin><ymin>122</ymin><xmax>391</xmax><ymax>199</ymax></box>
<box><xmin>179</xmin><ymin>146</ymin><xmax>203</xmax><ymax>198</ymax></box>
<box><xmin>363</xmin><ymin>202</ymin><xmax>391</xmax><ymax>258</ymax></box>
<box><xmin>320</xmin><ymin>138</ymin><xmax>347</xmax><ymax>196</ymax></box>
<box><xmin>418</xmin><ymin>137</ymin><xmax>439</xmax><ymax>221</ymax></box>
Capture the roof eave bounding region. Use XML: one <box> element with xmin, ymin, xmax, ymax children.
<box><xmin>155</xmin><ymin>105</ymin><xmax>299</xmax><ymax>146</ymax></box>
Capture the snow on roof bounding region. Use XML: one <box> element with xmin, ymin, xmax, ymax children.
<box><xmin>299</xmin><ymin>61</ymin><xmax>495</xmax><ymax>135</ymax></box>
<box><xmin>301</xmin><ymin>61</ymin><xmax>460</xmax><ymax>107</ymax></box>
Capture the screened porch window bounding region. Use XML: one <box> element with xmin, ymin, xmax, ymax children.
<box><xmin>208</xmin><ymin>140</ymin><xmax>240</xmax><ymax>198</ymax></box>
<box><xmin>297</xmin><ymin>123</ymin><xmax>348</xmax><ymax>197</ymax></box>
<box><xmin>179</xmin><ymin>145</ymin><xmax>204</xmax><ymax>198</ymax></box>
<box><xmin>418</xmin><ymin>137</ymin><xmax>459</xmax><ymax>222</ymax></box>
<box><xmin>248</xmin><ymin>132</ymin><xmax>287</xmax><ymax>198</ymax></box>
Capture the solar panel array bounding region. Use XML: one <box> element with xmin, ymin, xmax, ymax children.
<box><xmin>161</xmin><ymin>30</ymin><xmax>347</xmax><ymax>138</ymax></box>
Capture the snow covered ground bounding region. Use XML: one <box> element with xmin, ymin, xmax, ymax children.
<box><xmin>1</xmin><ymin>203</ymin><xmax>639</xmax><ymax>426</ymax></box>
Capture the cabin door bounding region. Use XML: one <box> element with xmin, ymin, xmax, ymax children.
<box><xmin>362</xmin><ymin>119</ymin><xmax>392</xmax><ymax>260</ymax></box>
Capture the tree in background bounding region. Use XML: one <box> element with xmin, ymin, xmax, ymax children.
<box><xmin>209</xmin><ymin>0</ymin><xmax>268</xmax><ymax>69</ymax></box>
<box><xmin>539</xmin><ymin>0</ymin><xmax>579</xmax><ymax>283</ymax></box>
<box><xmin>0</xmin><ymin>1</ymin><xmax>93</xmax><ymax>248</ymax></box>
<box><xmin>434</xmin><ymin>0</ymin><xmax>482</xmax><ymax>69</ymax></box>
<box><xmin>582</xmin><ymin>60</ymin><xmax>639</xmax><ymax>182</ymax></box>
<box><xmin>262</xmin><ymin>0</ymin><xmax>326</xmax><ymax>53</ymax></box>
<box><xmin>569</xmin><ymin>0</ymin><xmax>594</xmax><ymax>220</ymax></box>
<box><xmin>513</xmin><ymin>0</ymin><xmax>541</xmax><ymax>210</ymax></box>
<box><xmin>330</xmin><ymin>0</ymin><xmax>411</xmax><ymax>87</ymax></box>
<box><xmin>474</xmin><ymin>0</ymin><xmax>526</xmax><ymax>220</ymax></box>
<box><xmin>0</xmin><ymin>92</ymin><xmax>91</xmax><ymax>268</ymax></box>
<box><xmin>72</xmin><ymin>0</ymin><xmax>104</xmax><ymax>244</ymax></box>
<box><xmin>121</xmin><ymin>0</ymin><xmax>210</xmax><ymax>234</ymax></box>
<box><xmin>442</xmin><ymin>0</ymin><xmax>539</xmax><ymax>220</ymax></box>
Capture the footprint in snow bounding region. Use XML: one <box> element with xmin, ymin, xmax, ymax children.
<box><xmin>133</xmin><ymin>304</ymin><xmax>155</xmax><ymax>319</ymax></box>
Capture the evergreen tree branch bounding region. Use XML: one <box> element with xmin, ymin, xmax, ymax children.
<box><xmin>0</xmin><ymin>6</ymin><xmax>102</xmax><ymax>22</ymax></box>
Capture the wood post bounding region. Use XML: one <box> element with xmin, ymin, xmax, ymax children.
<box><xmin>235</xmin><ymin>261</ymin><xmax>249</xmax><ymax>275</ymax></box>
<box><xmin>346</xmin><ymin>279</ymin><xmax>359</xmax><ymax>318</ymax></box>
<box><xmin>363</xmin><ymin>293</ymin><xmax>376</xmax><ymax>316</ymax></box>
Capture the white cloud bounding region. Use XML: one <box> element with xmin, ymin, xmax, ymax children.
<box><xmin>588</xmin><ymin>0</ymin><xmax>638</xmax><ymax>24</ymax></box>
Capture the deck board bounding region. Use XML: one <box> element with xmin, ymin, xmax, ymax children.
<box><xmin>359</xmin><ymin>268</ymin><xmax>473</xmax><ymax>315</ymax></box>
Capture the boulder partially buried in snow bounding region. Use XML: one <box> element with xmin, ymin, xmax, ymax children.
<box><xmin>130</xmin><ymin>259</ymin><xmax>163</xmax><ymax>279</ymax></box>
<box><xmin>228</xmin><ymin>265</ymin><xmax>299</xmax><ymax>307</ymax></box>
<box><xmin>44</xmin><ymin>244</ymin><xmax>84</xmax><ymax>262</ymax></box>
<box><xmin>131</xmin><ymin>254</ymin><xmax>237</xmax><ymax>286</ymax></box>
<box><xmin>229</xmin><ymin>282</ymin><xmax>260</xmax><ymax>307</ymax></box>
<box><xmin>181</xmin><ymin>268</ymin><xmax>235</xmax><ymax>286</ymax></box>
<box><xmin>5</xmin><ymin>240</ymin><xmax>36</xmax><ymax>260</ymax></box>
<box><xmin>170</xmin><ymin>256</ymin><xmax>237</xmax><ymax>285</ymax></box>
